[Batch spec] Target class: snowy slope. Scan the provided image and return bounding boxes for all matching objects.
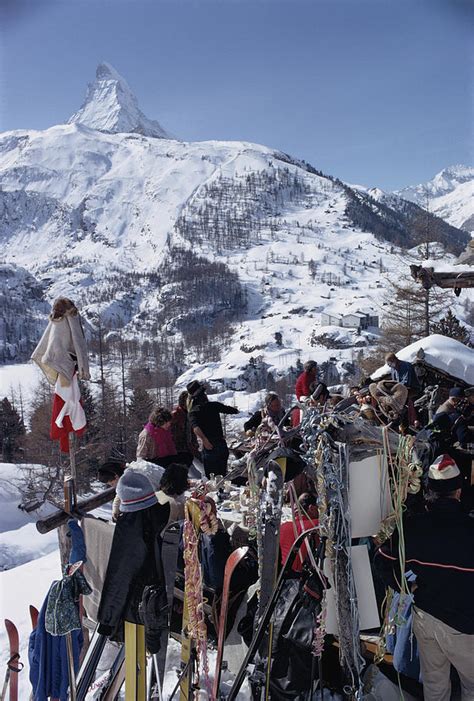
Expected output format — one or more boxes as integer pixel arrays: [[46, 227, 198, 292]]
[[396, 165, 474, 233], [0, 263, 49, 363], [0, 63, 472, 381]]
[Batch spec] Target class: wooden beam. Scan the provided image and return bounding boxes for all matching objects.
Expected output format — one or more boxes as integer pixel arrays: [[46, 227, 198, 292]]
[[36, 486, 116, 534], [410, 265, 474, 290]]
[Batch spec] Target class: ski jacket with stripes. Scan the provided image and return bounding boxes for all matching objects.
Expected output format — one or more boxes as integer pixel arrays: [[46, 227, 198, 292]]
[[374, 497, 474, 634]]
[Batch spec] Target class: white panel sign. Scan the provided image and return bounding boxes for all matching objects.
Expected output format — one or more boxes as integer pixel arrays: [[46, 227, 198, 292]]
[[349, 454, 391, 538], [325, 544, 380, 634]]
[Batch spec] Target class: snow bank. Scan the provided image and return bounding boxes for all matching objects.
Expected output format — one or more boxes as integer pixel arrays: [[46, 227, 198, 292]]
[[0, 462, 58, 572], [0, 549, 254, 701], [0, 463, 55, 535], [0, 522, 58, 570], [372, 334, 474, 384]]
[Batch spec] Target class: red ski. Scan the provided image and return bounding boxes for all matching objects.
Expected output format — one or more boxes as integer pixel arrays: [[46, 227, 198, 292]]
[[29, 606, 39, 631], [211, 547, 249, 701], [2, 620, 23, 701]]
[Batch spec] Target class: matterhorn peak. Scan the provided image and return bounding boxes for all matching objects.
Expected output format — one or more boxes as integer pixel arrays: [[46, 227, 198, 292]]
[[68, 62, 172, 139], [95, 62, 124, 82]]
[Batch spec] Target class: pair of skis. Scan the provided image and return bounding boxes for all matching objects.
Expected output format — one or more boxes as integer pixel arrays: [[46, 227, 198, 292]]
[[1, 620, 22, 701], [249, 459, 286, 701], [76, 631, 124, 701], [211, 547, 249, 701], [170, 547, 250, 701], [2, 606, 38, 701], [212, 457, 285, 701], [226, 526, 320, 701]]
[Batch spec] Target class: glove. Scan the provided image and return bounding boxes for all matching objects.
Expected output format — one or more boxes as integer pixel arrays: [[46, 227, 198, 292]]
[[138, 584, 169, 654]]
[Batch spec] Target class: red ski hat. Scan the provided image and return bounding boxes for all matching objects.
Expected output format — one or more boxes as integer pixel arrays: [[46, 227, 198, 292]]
[[428, 454, 462, 493]]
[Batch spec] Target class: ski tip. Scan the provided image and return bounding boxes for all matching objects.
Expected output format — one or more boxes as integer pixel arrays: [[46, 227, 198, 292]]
[[4, 619, 20, 652], [29, 605, 40, 629]]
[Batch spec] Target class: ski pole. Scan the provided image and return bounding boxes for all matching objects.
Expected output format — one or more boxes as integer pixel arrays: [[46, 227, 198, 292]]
[[66, 633, 77, 701], [0, 669, 10, 701], [152, 655, 163, 701], [167, 657, 192, 701]]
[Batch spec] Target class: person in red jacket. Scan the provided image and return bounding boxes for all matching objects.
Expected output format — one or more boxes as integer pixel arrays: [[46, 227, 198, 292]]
[[293, 360, 319, 426], [280, 493, 319, 572]]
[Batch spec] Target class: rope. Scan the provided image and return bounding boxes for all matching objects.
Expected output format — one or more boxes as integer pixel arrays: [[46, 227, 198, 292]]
[[299, 407, 365, 698], [183, 501, 212, 695]]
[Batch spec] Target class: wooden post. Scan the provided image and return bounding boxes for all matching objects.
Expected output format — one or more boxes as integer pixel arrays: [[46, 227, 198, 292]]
[[125, 622, 146, 701], [54, 434, 80, 701]]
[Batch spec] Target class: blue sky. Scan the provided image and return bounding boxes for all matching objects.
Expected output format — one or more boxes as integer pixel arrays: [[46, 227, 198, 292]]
[[0, 0, 472, 190]]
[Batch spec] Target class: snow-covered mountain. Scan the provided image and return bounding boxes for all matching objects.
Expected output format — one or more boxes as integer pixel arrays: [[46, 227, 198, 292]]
[[68, 62, 171, 139], [396, 165, 474, 233], [0, 64, 471, 382], [0, 264, 49, 363]]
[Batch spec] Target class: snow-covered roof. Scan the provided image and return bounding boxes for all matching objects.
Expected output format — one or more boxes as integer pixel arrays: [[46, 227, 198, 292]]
[[343, 311, 367, 319], [372, 334, 474, 385], [322, 311, 342, 318]]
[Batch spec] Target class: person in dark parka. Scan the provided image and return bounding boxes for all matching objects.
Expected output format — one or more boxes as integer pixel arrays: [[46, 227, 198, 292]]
[[97, 465, 170, 638], [374, 454, 474, 701], [243, 392, 286, 434], [186, 380, 239, 478]]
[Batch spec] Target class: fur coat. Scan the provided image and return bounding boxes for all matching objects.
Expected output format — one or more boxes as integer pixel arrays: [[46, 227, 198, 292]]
[[31, 309, 90, 385]]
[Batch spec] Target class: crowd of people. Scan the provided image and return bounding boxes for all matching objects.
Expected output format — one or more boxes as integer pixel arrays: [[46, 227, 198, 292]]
[[94, 354, 473, 700]]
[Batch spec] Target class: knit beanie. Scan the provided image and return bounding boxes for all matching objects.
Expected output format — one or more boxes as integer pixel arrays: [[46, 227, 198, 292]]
[[449, 387, 463, 398], [116, 463, 165, 512], [428, 454, 462, 493]]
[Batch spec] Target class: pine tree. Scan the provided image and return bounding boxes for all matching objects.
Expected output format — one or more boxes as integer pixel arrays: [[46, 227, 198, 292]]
[[380, 270, 447, 350], [431, 309, 471, 346], [25, 379, 58, 467], [75, 380, 102, 488], [0, 397, 25, 462], [101, 379, 125, 458]]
